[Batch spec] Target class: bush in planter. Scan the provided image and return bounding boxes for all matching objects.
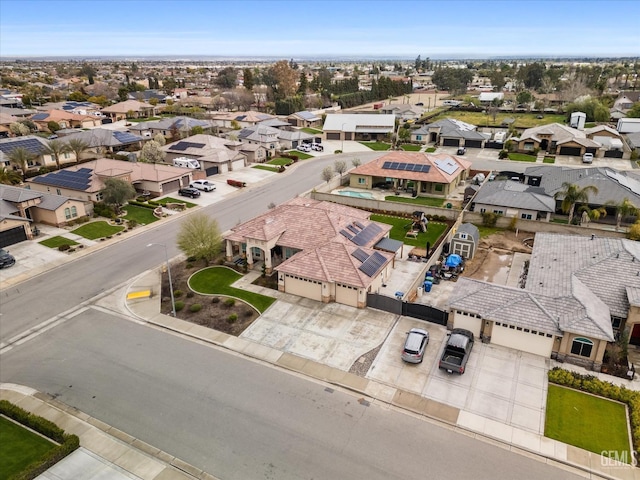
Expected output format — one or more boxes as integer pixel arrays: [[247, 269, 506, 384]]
[[173, 289, 183, 297], [58, 244, 71, 251], [224, 298, 236, 308], [186, 291, 194, 298], [227, 313, 238, 324], [211, 296, 221, 304], [189, 304, 202, 313], [498, 150, 509, 159], [174, 301, 185, 311]]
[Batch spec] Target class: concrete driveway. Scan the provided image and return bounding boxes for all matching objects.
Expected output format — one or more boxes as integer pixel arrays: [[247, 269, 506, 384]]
[[368, 317, 549, 434]]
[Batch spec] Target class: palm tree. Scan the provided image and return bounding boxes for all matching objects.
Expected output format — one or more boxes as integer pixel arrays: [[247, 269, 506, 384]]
[[42, 139, 71, 170], [613, 198, 639, 230], [5, 146, 35, 180], [0, 166, 22, 185], [554, 182, 599, 224], [66, 138, 90, 164]]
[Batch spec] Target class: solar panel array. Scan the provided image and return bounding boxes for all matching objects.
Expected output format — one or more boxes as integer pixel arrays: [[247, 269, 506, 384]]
[[32, 168, 92, 190], [171, 141, 206, 151], [382, 161, 431, 173], [347, 224, 360, 234], [0, 138, 45, 155], [351, 223, 382, 247], [113, 131, 143, 144], [31, 113, 49, 121], [351, 248, 369, 263], [359, 251, 387, 277], [434, 158, 459, 175], [339, 229, 353, 240]]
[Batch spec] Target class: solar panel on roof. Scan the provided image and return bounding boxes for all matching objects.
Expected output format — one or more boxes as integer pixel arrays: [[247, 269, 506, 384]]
[[0, 138, 45, 155], [347, 224, 360, 234], [351, 223, 382, 246], [171, 141, 206, 151], [390, 162, 400, 169], [382, 161, 392, 169], [339, 229, 353, 240], [351, 248, 369, 263], [354, 221, 365, 229], [113, 131, 142, 144], [359, 251, 387, 277], [32, 113, 48, 121]]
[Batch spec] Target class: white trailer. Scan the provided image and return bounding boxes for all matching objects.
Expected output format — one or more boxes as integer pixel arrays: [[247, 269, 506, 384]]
[[617, 118, 640, 134], [173, 157, 200, 169]]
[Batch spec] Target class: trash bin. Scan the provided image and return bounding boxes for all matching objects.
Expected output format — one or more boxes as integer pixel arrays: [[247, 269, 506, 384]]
[[424, 281, 433, 293], [446, 203, 452, 209], [425, 275, 434, 283], [417, 286, 423, 296]]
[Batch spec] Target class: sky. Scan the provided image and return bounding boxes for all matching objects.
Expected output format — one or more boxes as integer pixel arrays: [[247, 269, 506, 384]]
[[1, 0, 639, 59]]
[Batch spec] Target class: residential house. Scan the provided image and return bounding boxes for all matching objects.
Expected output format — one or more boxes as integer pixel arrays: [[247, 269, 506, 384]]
[[127, 89, 168, 103], [450, 223, 480, 259], [323, 114, 395, 142], [163, 134, 247, 174], [584, 125, 625, 158], [477, 92, 504, 104], [274, 129, 315, 150], [612, 91, 640, 113], [61, 128, 145, 156], [0, 135, 73, 172], [209, 111, 274, 130], [286, 111, 322, 128], [223, 197, 396, 308], [0, 112, 19, 137], [514, 123, 601, 157], [0, 184, 90, 245], [101, 100, 158, 121], [472, 180, 556, 221], [380, 104, 424, 122], [128, 116, 212, 138], [234, 125, 281, 158], [349, 151, 471, 197], [27, 158, 194, 201], [258, 118, 292, 130], [30, 109, 103, 131], [411, 118, 488, 148], [448, 233, 639, 371]]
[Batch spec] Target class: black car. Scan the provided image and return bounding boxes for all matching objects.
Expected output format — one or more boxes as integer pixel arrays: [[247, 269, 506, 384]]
[[178, 187, 201, 198], [0, 248, 16, 269]]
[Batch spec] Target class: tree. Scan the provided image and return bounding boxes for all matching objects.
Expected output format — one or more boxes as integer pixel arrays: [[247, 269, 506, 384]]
[[321, 166, 335, 183], [612, 198, 639, 230], [297, 71, 308, 95], [268, 60, 298, 100], [554, 182, 598, 224], [42, 139, 71, 170], [629, 220, 640, 241], [139, 140, 166, 163], [626, 102, 640, 118], [101, 178, 135, 213], [333, 160, 347, 182], [0, 166, 22, 185], [516, 90, 533, 109], [398, 127, 411, 143], [67, 138, 90, 164], [6, 146, 35, 180], [351, 158, 361, 168], [9, 122, 30, 136], [47, 121, 61, 133], [176, 213, 222, 265], [243, 68, 254, 91], [215, 67, 237, 89], [153, 133, 166, 146]]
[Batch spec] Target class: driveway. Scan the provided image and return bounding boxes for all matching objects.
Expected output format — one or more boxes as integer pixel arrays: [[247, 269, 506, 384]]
[[368, 317, 549, 434]]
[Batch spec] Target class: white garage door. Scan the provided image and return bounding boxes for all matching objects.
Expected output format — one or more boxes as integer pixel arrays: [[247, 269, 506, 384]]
[[453, 313, 482, 338], [335, 284, 358, 307], [231, 159, 246, 171], [491, 323, 554, 357], [284, 275, 322, 302]]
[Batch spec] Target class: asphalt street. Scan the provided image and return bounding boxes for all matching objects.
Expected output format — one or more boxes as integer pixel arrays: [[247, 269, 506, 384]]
[[0, 308, 585, 480]]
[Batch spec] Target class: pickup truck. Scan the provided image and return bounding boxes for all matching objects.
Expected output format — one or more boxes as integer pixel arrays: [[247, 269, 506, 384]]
[[439, 328, 474, 374]]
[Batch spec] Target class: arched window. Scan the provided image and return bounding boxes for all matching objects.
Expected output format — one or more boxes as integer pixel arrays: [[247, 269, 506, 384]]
[[570, 337, 593, 357], [64, 207, 71, 219], [71, 206, 77, 217]]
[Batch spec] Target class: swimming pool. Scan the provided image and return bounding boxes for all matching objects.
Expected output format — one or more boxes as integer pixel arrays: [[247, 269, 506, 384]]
[[338, 190, 375, 199]]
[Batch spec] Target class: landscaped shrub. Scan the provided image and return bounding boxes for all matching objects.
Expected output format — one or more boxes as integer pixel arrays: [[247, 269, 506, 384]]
[[244, 309, 253, 318], [227, 313, 238, 324], [549, 368, 640, 453], [189, 304, 202, 313], [173, 289, 183, 297], [58, 244, 71, 251], [93, 202, 116, 219], [187, 256, 197, 262], [186, 291, 194, 298], [186, 262, 193, 269], [481, 211, 500, 227], [174, 301, 185, 311], [127, 219, 138, 229], [211, 296, 221, 304], [498, 150, 509, 159], [224, 298, 236, 308]]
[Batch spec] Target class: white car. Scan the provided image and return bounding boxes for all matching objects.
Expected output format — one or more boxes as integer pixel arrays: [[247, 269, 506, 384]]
[[297, 144, 311, 152], [190, 180, 216, 192], [582, 153, 594, 164]]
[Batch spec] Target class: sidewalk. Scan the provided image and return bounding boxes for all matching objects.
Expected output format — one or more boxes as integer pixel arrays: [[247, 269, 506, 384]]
[[124, 269, 639, 480]]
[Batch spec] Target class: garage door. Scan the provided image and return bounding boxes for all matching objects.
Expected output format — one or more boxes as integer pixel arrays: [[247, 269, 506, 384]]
[[326, 132, 340, 140], [559, 146, 581, 156], [453, 312, 482, 337], [205, 165, 219, 176], [0, 225, 28, 248], [465, 140, 483, 148], [162, 179, 180, 193], [284, 275, 322, 302], [443, 138, 460, 147], [335, 283, 358, 307], [491, 322, 554, 357], [231, 159, 246, 171]]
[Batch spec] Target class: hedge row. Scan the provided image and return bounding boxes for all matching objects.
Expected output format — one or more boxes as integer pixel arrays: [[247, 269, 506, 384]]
[[0, 399, 80, 480], [548, 368, 640, 453], [127, 200, 158, 210]]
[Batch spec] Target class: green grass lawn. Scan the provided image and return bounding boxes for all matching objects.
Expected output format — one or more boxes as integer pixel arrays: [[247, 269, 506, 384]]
[[292, 151, 313, 160], [429, 111, 567, 129], [551, 218, 569, 224], [127, 117, 162, 123], [154, 197, 197, 208], [70, 221, 124, 240], [400, 144, 422, 151], [359, 142, 391, 151], [188, 266, 276, 313], [508, 153, 537, 162], [39, 235, 79, 249], [0, 416, 56, 478], [253, 165, 280, 172], [385, 195, 445, 207], [543, 157, 556, 163], [370, 213, 448, 248], [476, 226, 504, 237], [425, 147, 437, 153], [545, 385, 630, 459], [122, 205, 159, 225], [268, 157, 294, 166], [301, 127, 322, 134]]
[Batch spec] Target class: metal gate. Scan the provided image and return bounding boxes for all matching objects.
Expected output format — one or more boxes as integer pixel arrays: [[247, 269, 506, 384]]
[[604, 150, 624, 158], [367, 293, 449, 325]]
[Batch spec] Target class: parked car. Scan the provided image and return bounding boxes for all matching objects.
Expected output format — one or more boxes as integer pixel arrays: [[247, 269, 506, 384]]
[[401, 328, 430, 363], [582, 153, 594, 164], [439, 328, 474, 374], [311, 143, 324, 152], [190, 180, 216, 192], [178, 187, 201, 198], [297, 144, 311, 152], [0, 248, 16, 269], [457, 147, 466, 155]]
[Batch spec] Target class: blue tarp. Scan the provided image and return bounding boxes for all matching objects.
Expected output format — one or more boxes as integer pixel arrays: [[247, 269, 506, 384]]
[[445, 254, 462, 268]]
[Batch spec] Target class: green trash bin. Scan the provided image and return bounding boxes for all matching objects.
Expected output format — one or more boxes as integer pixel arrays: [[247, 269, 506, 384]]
[[446, 203, 452, 209]]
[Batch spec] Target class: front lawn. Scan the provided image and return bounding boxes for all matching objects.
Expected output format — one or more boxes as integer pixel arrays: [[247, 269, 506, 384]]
[[302, 127, 322, 135], [508, 153, 537, 162], [122, 205, 159, 225], [425, 147, 437, 153], [286, 150, 312, 160], [543, 157, 556, 163], [188, 266, 276, 313], [545, 384, 630, 459], [154, 197, 197, 208], [385, 195, 445, 207], [39, 235, 79, 249], [268, 157, 294, 166], [0, 416, 56, 478], [359, 142, 391, 151], [70, 221, 124, 240], [253, 165, 280, 172], [400, 144, 422, 151], [370, 213, 448, 248]]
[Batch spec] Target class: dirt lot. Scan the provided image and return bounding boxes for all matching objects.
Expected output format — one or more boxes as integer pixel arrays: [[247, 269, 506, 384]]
[[463, 230, 533, 284]]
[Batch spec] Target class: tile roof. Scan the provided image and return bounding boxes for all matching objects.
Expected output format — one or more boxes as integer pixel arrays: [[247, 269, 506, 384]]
[[322, 114, 395, 132], [62, 128, 143, 147], [473, 180, 556, 212], [101, 100, 154, 113], [163, 134, 243, 163], [518, 123, 600, 148], [128, 116, 211, 132]]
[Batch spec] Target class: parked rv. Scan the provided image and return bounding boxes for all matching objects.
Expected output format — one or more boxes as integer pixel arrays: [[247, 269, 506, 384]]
[[173, 157, 200, 169]]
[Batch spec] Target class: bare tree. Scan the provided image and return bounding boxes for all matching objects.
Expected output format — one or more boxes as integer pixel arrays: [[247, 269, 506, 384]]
[[351, 158, 361, 168], [321, 166, 335, 183], [334, 160, 347, 183]]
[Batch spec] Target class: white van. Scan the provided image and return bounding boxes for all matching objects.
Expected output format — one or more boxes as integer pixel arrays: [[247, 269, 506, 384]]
[[173, 157, 200, 169], [443, 100, 462, 107]]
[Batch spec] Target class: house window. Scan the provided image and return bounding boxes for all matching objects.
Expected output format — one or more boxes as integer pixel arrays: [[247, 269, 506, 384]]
[[524, 142, 535, 151], [56, 189, 61, 195], [493, 210, 503, 214], [96, 192, 103, 201], [358, 177, 366, 184], [71, 206, 77, 218], [521, 213, 532, 220], [570, 337, 593, 357], [64, 207, 71, 219], [416, 135, 422, 141], [611, 316, 623, 330], [435, 184, 444, 192], [480, 208, 486, 213], [459, 233, 467, 239]]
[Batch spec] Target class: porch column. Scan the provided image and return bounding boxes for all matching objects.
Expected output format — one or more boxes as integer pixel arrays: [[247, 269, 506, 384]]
[[225, 239, 234, 261], [265, 248, 273, 274], [246, 247, 254, 269]]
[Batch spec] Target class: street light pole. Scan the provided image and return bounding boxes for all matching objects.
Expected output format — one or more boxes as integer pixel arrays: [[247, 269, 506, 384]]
[[341, 122, 347, 152], [147, 243, 176, 317]]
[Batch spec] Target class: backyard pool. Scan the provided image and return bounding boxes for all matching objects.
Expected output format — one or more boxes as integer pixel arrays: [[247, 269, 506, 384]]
[[338, 190, 375, 199]]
